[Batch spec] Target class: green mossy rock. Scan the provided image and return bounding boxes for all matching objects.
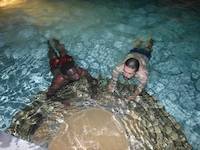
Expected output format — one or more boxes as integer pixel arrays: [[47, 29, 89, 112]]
[[7, 77, 192, 150]]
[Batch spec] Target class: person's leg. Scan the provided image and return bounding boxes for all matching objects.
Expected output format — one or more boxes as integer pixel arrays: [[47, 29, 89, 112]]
[[129, 38, 144, 54], [46, 74, 65, 98], [133, 38, 144, 48], [130, 37, 153, 60], [145, 37, 154, 51], [142, 37, 154, 60]]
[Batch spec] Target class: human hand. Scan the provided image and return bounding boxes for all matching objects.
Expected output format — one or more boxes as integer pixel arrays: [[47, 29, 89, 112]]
[[108, 83, 115, 93], [127, 94, 137, 101]]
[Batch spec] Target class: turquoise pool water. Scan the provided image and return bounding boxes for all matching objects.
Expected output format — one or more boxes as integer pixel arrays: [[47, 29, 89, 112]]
[[0, 0, 200, 149]]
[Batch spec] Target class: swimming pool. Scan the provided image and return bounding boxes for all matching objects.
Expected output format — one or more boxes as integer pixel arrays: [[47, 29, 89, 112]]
[[0, 0, 200, 149]]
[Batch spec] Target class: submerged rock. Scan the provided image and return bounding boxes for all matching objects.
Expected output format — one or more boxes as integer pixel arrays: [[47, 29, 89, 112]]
[[7, 77, 192, 149], [49, 108, 129, 150]]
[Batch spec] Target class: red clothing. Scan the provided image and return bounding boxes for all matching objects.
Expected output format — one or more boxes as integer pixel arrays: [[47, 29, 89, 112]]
[[47, 52, 97, 98], [49, 54, 73, 71], [59, 55, 73, 67], [50, 58, 59, 70], [47, 54, 80, 97], [47, 66, 86, 98]]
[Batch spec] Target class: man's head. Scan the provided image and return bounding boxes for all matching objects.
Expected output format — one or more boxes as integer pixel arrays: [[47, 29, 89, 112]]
[[123, 58, 139, 79]]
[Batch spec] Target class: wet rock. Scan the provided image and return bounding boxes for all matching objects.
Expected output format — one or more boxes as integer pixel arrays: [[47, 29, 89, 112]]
[[7, 103, 44, 139], [171, 132, 178, 141], [7, 77, 192, 149], [166, 126, 172, 135], [49, 108, 129, 150]]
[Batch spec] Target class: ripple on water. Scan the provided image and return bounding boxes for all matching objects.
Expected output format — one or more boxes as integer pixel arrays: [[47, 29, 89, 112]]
[[0, 0, 200, 149]]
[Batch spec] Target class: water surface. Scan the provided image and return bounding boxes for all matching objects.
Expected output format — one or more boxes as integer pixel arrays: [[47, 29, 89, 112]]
[[0, 0, 200, 149]]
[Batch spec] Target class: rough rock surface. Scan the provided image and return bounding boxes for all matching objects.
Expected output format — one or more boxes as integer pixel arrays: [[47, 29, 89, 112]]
[[7, 77, 192, 149], [49, 108, 129, 150]]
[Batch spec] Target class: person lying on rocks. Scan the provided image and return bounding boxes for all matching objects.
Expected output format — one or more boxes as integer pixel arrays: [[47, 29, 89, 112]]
[[108, 37, 153, 101], [47, 38, 98, 100]]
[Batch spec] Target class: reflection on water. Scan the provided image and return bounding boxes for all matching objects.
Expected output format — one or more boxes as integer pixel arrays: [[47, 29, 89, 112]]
[[0, 0, 25, 7], [0, 0, 200, 149]]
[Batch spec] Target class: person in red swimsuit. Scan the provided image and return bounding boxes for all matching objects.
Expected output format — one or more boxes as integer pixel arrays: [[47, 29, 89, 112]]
[[47, 39, 98, 99]]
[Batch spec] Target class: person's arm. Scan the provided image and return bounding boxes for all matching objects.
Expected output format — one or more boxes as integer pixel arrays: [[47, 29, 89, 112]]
[[108, 65, 121, 93], [56, 43, 69, 57], [128, 70, 148, 100]]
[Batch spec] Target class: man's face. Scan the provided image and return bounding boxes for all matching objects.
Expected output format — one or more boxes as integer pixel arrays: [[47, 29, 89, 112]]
[[123, 65, 136, 80]]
